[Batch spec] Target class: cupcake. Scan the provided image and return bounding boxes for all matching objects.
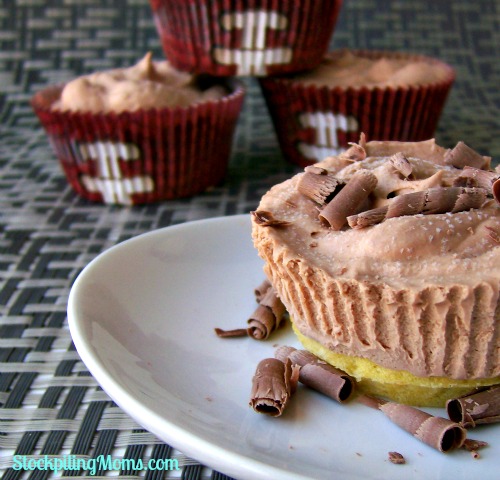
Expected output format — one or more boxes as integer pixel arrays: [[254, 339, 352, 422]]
[[149, 0, 344, 77], [31, 53, 245, 205], [259, 49, 455, 167], [251, 138, 499, 407]]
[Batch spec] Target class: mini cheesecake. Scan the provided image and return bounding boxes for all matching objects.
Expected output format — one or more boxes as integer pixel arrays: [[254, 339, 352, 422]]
[[252, 138, 500, 407]]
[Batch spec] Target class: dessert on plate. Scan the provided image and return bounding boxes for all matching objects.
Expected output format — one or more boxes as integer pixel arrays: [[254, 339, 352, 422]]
[[31, 53, 245, 205], [252, 137, 499, 407]]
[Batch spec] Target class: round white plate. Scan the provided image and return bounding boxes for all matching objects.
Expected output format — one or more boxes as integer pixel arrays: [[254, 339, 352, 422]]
[[68, 214, 498, 480]]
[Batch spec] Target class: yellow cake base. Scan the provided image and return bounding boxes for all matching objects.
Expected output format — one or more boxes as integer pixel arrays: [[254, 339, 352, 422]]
[[292, 323, 499, 407]]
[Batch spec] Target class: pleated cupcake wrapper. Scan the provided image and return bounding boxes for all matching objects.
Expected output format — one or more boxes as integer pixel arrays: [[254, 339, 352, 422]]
[[150, 0, 343, 77], [258, 241, 500, 381], [31, 83, 245, 205], [259, 51, 455, 167]]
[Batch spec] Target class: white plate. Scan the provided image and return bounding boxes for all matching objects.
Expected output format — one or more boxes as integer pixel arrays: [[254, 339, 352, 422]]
[[68, 214, 499, 480]]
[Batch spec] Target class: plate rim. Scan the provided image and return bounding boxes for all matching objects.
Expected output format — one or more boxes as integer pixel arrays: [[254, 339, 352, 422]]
[[67, 214, 313, 480], [67, 214, 499, 480]]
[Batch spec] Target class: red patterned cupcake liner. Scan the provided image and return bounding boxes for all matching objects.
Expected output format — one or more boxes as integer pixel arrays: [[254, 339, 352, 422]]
[[31, 82, 245, 205], [259, 50, 456, 167], [149, 0, 343, 77]]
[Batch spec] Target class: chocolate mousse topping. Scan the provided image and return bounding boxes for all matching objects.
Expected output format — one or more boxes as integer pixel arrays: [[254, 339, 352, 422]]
[[53, 52, 227, 113], [292, 50, 452, 89]]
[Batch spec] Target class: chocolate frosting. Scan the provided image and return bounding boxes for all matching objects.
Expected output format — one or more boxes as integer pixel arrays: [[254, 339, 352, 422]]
[[53, 53, 226, 113], [291, 50, 451, 89]]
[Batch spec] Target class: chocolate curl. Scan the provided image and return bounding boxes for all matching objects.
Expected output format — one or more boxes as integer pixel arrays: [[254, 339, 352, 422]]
[[388, 452, 406, 464], [379, 402, 466, 453], [275, 346, 355, 402], [247, 285, 286, 340], [297, 171, 343, 205], [319, 169, 378, 230], [462, 438, 489, 459], [254, 279, 272, 303], [347, 206, 389, 229], [347, 187, 486, 229], [251, 210, 291, 227], [304, 165, 329, 175], [446, 385, 500, 428], [249, 358, 297, 416], [339, 142, 367, 162], [444, 141, 491, 170], [453, 166, 499, 192], [214, 327, 248, 338], [493, 179, 500, 205], [389, 152, 413, 178]]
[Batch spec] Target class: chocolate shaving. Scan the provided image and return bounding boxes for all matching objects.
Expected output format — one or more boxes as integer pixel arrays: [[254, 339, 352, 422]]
[[347, 206, 389, 229], [247, 285, 286, 340], [493, 178, 500, 205], [214, 327, 248, 338], [383, 403, 467, 452], [388, 452, 406, 464], [319, 169, 378, 230], [389, 152, 413, 178], [358, 395, 466, 453], [379, 402, 466, 453], [251, 210, 291, 227], [347, 187, 486, 229], [297, 171, 343, 205], [275, 346, 355, 403], [304, 165, 329, 175], [215, 280, 284, 340], [453, 166, 499, 192], [444, 141, 491, 170], [446, 385, 500, 428], [249, 358, 297, 416], [462, 438, 489, 452], [339, 142, 367, 162], [254, 279, 272, 303], [462, 438, 489, 459]]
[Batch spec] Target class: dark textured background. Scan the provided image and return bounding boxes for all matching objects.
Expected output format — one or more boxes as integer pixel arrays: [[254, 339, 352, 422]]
[[1, 1, 499, 478]]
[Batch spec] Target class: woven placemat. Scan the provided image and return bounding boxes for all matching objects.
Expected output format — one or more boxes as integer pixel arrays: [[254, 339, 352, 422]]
[[1, 1, 498, 478]]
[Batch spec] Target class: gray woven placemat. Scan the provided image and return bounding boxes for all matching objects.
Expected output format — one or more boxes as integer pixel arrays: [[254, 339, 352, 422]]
[[1, 1, 498, 478]]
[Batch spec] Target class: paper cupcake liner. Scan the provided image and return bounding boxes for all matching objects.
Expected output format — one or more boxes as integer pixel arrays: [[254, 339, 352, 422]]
[[31, 82, 245, 205], [149, 0, 343, 77], [259, 50, 455, 167]]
